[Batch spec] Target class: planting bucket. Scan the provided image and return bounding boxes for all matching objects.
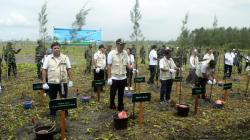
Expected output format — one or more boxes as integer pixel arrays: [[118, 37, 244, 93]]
[[81, 96, 91, 103], [213, 100, 224, 109], [34, 125, 55, 140], [23, 101, 33, 109], [113, 114, 128, 130], [176, 104, 189, 117]]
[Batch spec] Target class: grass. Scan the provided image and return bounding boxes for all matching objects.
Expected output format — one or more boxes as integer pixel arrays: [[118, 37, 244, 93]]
[[0, 44, 249, 139]]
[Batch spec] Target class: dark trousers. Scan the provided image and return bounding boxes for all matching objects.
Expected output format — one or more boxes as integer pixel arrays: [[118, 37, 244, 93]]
[[126, 68, 133, 87], [160, 79, 173, 102], [8, 62, 17, 77], [110, 79, 127, 111], [224, 64, 232, 78], [195, 77, 207, 99], [48, 83, 68, 116], [148, 65, 156, 84], [93, 69, 104, 92]]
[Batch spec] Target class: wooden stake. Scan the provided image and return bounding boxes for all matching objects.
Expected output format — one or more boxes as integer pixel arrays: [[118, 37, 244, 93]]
[[194, 96, 199, 114], [97, 87, 100, 102], [39, 90, 44, 106], [60, 111, 66, 140], [223, 90, 228, 101], [138, 102, 144, 128], [176, 82, 178, 95]]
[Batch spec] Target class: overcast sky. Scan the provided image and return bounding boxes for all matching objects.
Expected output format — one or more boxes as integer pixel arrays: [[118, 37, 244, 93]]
[[0, 0, 250, 41]]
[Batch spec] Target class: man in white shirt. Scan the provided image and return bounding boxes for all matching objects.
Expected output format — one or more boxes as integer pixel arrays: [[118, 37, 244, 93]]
[[195, 60, 216, 99], [93, 44, 106, 92], [126, 48, 135, 90], [224, 49, 234, 79], [203, 48, 214, 61], [147, 45, 158, 84], [42, 42, 73, 117], [159, 49, 179, 103], [107, 38, 129, 111]]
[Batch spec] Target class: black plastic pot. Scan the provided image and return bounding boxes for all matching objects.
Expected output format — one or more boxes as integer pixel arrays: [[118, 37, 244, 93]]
[[113, 114, 128, 130], [213, 100, 224, 109], [34, 125, 55, 140], [176, 104, 189, 117]]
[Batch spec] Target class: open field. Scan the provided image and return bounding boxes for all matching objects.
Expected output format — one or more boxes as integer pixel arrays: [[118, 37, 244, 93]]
[[0, 44, 250, 140]]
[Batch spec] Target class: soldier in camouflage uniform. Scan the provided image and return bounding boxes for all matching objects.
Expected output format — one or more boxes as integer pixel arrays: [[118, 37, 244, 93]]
[[140, 45, 146, 64], [84, 44, 93, 74], [4, 42, 21, 79], [35, 40, 46, 79]]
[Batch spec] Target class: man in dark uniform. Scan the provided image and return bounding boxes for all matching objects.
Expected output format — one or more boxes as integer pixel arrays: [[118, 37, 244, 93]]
[[4, 42, 21, 79], [35, 40, 46, 79], [84, 44, 93, 74]]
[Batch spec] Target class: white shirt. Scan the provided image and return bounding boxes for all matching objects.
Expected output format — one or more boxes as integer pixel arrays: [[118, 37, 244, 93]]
[[128, 54, 135, 68], [224, 52, 234, 66], [43, 54, 71, 69], [203, 53, 214, 61], [246, 56, 250, 71], [93, 50, 106, 69], [189, 55, 199, 69], [149, 49, 157, 65], [107, 50, 128, 80]]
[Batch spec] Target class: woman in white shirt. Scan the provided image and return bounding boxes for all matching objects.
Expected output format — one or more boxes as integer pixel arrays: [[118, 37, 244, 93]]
[[126, 48, 135, 90], [186, 49, 199, 84]]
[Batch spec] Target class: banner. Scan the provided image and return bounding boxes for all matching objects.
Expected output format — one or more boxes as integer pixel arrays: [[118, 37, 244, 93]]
[[53, 27, 102, 45]]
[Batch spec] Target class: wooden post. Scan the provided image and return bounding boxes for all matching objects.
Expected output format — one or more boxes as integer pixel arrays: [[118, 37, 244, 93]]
[[246, 75, 250, 94], [138, 102, 144, 128], [60, 111, 66, 140], [176, 82, 178, 95], [97, 87, 100, 102], [194, 96, 199, 114], [39, 90, 44, 106], [223, 90, 228, 101]]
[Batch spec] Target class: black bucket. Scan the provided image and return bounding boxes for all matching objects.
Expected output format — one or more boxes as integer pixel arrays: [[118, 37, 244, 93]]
[[176, 104, 189, 117], [34, 125, 55, 140], [113, 114, 128, 130]]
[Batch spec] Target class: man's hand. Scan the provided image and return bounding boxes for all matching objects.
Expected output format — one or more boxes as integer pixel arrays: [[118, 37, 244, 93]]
[[169, 69, 176, 73], [95, 68, 100, 73], [68, 80, 73, 87], [108, 78, 112, 85]]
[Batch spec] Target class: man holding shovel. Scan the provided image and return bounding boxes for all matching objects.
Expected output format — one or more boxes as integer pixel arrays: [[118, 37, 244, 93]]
[[42, 42, 73, 117], [107, 38, 129, 111]]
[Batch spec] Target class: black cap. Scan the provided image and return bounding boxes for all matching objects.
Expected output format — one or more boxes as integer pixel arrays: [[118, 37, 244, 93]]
[[116, 38, 126, 45], [99, 44, 105, 49]]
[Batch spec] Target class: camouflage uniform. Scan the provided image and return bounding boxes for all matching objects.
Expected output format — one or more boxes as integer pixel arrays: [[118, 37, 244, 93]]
[[35, 40, 46, 79], [140, 46, 146, 64], [4, 42, 21, 78], [84, 45, 93, 73]]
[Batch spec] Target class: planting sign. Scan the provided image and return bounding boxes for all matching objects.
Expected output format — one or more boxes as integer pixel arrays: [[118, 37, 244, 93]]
[[132, 92, 151, 102], [49, 98, 77, 110]]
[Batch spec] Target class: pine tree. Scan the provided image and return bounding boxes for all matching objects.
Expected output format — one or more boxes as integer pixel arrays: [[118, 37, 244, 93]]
[[38, 2, 48, 43]]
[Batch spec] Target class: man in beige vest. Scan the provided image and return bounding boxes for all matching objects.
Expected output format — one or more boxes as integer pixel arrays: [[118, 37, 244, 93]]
[[107, 38, 129, 111], [42, 42, 73, 117]]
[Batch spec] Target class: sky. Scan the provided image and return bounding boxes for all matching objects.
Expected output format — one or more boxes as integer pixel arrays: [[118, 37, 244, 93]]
[[0, 0, 250, 41]]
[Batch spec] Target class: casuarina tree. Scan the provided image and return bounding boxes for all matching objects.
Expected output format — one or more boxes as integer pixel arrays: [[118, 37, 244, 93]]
[[38, 2, 48, 44]]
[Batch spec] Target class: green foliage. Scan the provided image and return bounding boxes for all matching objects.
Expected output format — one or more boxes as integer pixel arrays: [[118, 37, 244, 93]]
[[38, 2, 48, 41]]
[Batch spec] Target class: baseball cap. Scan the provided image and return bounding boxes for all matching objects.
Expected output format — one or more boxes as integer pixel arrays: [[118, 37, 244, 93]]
[[116, 38, 126, 45]]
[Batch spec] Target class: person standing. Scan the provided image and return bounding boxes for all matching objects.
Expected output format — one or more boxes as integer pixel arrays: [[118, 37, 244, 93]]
[[107, 38, 128, 111], [84, 44, 93, 74], [4, 42, 21, 79], [140, 45, 146, 64], [159, 49, 179, 104], [186, 49, 199, 84], [147, 45, 158, 84], [224, 49, 234, 79], [245, 51, 250, 72], [125, 48, 135, 90], [42, 42, 73, 117], [93, 44, 106, 92], [35, 40, 46, 79], [203, 48, 215, 61], [195, 60, 216, 99]]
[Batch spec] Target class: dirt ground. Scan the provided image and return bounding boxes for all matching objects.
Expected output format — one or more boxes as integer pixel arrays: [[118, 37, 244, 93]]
[[0, 47, 250, 139]]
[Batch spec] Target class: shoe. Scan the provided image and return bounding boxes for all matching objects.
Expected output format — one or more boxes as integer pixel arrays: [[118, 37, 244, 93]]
[[160, 101, 164, 105]]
